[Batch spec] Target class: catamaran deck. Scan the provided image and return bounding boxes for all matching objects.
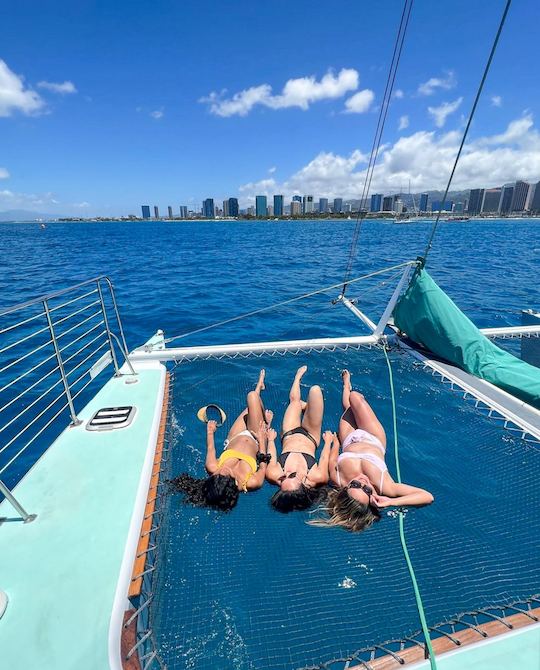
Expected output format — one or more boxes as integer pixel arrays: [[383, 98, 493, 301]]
[[0, 361, 165, 670]]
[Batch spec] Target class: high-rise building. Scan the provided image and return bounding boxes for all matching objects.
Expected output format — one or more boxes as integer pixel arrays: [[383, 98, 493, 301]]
[[319, 197, 329, 213], [291, 200, 302, 215], [167, 206, 173, 219], [273, 195, 284, 217], [228, 198, 239, 217], [333, 198, 343, 214], [267, 205, 274, 217], [292, 195, 302, 202], [499, 185, 514, 214], [247, 206, 255, 216], [255, 195, 267, 217], [511, 181, 530, 212], [179, 206, 188, 218], [302, 195, 314, 214], [141, 205, 151, 219], [394, 199, 404, 214], [382, 196, 393, 212], [419, 193, 429, 213], [222, 200, 229, 217], [467, 189, 485, 215], [529, 181, 540, 213], [481, 189, 502, 213], [431, 200, 453, 213], [154, 206, 160, 218], [370, 194, 382, 212], [203, 198, 215, 219], [454, 202, 465, 214]]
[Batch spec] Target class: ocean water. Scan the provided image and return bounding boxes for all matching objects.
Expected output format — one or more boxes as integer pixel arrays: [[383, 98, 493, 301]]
[[1, 218, 540, 669]]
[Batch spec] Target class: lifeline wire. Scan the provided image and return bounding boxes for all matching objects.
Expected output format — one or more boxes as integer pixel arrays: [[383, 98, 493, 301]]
[[164, 261, 416, 344], [342, 0, 413, 294], [421, 0, 512, 264], [382, 344, 437, 669]]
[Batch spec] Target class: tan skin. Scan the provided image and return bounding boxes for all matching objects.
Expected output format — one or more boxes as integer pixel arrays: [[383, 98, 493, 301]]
[[329, 370, 434, 509], [205, 369, 273, 491], [266, 365, 330, 491]]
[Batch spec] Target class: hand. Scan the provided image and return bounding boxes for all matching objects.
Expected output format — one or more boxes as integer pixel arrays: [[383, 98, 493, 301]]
[[257, 420, 267, 443], [323, 430, 335, 443], [267, 427, 277, 441], [207, 420, 218, 435], [371, 493, 393, 508]]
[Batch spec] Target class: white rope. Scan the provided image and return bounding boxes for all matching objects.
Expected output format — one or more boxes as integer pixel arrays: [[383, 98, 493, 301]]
[[164, 261, 417, 344]]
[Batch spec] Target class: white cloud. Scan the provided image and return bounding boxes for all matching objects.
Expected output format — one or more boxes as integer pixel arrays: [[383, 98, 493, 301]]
[[150, 110, 164, 119], [398, 115, 409, 130], [237, 114, 540, 203], [418, 71, 456, 96], [0, 167, 9, 179], [37, 80, 77, 94], [74, 201, 90, 208], [0, 189, 59, 209], [428, 97, 463, 128], [268, 166, 276, 174], [0, 60, 44, 117], [491, 95, 502, 107], [344, 89, 375, 114], [393, 89, 404, 99], [201, 68, 359, 117]]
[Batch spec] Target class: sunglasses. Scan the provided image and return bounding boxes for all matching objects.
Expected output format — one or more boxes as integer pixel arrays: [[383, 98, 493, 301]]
[[278, 472, 299, 483], [347, 480, 373, 497]]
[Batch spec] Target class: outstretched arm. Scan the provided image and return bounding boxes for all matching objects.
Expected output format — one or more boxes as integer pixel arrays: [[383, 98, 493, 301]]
[[374, 475, 434, 507], [265, 428, 282, 484], [311, 431, 334, 484], [328, 433, 340, 485], [205, 420, 219, 474]]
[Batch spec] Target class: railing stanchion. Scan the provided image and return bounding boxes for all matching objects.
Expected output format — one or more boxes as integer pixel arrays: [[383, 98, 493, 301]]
[[97, 279, 121, 375], [0, 480, 36, 522], [43, 300, 82, 426]]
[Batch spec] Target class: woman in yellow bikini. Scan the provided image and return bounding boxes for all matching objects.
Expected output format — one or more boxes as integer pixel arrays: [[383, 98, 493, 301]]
[[170, 369, 273, 511]]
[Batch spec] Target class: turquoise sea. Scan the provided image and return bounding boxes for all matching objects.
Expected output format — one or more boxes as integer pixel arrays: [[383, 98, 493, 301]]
[[2, 218, 540, 669]]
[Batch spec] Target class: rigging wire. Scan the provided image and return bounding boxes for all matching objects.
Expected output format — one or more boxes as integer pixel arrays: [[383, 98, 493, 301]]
[[421, 0, 512, 265], [163, 261, 416, 344], [382, 345, 437, 669], [342, 0, 414, 294]]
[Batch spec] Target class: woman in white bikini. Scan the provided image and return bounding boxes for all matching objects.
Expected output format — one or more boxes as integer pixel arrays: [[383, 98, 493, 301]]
[[312, 370, 433, 532], [169, 369, 273, 511], [266, 366, 330, 512]]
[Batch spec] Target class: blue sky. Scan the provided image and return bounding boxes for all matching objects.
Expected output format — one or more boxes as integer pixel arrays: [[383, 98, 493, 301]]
[[1, 0, 539, 215]]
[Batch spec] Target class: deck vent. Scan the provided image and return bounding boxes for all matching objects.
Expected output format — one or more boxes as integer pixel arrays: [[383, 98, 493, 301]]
[[86, 406, 136, 431]]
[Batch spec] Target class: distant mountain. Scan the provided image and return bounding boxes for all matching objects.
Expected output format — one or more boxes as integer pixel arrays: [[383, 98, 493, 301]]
[[0, 209, 61, 222]]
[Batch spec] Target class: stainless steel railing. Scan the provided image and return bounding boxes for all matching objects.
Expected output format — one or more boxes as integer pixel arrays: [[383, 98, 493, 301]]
[[0, 276, 134, 517]]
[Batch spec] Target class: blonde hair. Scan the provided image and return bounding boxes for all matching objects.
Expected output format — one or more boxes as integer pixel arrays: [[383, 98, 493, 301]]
[[308, 487, 381, 533]]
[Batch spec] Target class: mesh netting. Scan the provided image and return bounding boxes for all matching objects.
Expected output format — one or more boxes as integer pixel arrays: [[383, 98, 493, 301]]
[[149, 347, 540, 670]]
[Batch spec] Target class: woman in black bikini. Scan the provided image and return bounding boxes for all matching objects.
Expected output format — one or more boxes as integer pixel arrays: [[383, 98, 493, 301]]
[[266, 366, 331, 512]]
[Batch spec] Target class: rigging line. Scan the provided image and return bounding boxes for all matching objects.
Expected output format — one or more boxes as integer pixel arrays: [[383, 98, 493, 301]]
[[382, 345, 437, 669], [163, 261, 416, 344], [421, 0, 511, 264], [342, 0, 414, 293]]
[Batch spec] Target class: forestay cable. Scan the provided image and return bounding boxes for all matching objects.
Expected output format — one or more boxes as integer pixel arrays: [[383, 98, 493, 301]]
[[421, 0, 512, 264], [164, 261, 416, 344], [342, 0, 413, 294]]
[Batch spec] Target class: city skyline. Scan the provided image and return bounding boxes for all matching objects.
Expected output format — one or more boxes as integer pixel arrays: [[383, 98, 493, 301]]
[[138, 175, 540, 220]]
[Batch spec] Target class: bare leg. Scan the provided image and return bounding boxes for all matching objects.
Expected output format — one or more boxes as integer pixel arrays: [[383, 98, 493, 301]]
[[338, 370, 356, 443], [228, 370, 267, 436], [302, 385, 324, 445], [341, 369, 352, 410], [282, 366, 307, 433], [348, 391, 386, 446]]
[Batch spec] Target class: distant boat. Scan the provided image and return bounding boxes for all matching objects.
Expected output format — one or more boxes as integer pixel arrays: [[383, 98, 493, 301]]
[[40, 223, 46, 229]]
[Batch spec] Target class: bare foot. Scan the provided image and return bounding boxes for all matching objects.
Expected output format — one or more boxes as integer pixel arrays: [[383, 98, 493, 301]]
[[265, 409, 273, 426], [301, 400, 307, 411], [342, 369, 352, 390], [295, 365, 308, 381], [256, 369, 266, 392]]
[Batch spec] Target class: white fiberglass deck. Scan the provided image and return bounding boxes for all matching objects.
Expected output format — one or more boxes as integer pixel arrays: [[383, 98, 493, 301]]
[[0, 361, 165, 670]]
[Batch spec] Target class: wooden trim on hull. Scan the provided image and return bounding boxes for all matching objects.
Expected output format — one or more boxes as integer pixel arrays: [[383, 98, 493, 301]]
[[129, 373, 170, 598], [121, 610, 142, 670], [351, 606, 540, 669]]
